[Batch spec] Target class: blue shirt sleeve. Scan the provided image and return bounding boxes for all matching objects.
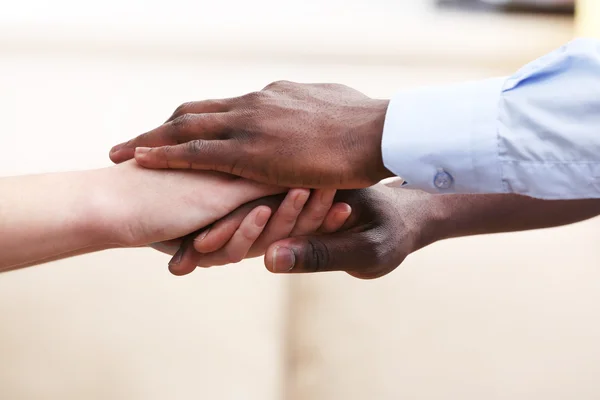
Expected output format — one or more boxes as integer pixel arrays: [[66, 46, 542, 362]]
[[381, 38, 600, 200]]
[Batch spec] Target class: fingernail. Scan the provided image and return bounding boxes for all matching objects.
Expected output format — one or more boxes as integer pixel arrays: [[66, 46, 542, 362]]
[[273, 247, 295, 272], [135, 147, 151, 157], [194, 228, 211, 246], [294, 191, 310, 210], [255, 209, 270, 227], [169, 247, 184, 266], [110, 143, 126, 154], [321, 189, 333, 205], [339, 204, 352, 215]]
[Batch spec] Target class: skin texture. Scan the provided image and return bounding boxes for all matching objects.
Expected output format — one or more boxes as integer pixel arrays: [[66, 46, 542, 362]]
[[105, 81, 600, 278], [109, 81, 392, 188], [0, 161, 285, 272], [152, 189, 352, 276], [257, 185, 600, 279]]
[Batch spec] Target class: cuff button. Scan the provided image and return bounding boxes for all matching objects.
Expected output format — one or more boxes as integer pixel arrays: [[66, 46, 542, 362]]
[[433, 169, 454, 190]]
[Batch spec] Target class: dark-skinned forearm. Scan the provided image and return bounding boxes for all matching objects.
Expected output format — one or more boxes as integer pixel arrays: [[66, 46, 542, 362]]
[[426, 193, 600, 245]]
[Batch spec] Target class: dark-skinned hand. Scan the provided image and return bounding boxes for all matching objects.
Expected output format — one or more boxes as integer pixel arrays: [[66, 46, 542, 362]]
[[110, 81, 393, 189]]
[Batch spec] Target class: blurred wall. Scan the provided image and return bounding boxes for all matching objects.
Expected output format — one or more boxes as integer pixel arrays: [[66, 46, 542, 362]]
[[577, 0, 600, 36], [3, 2, 598, 400], [0, 55, 296, 400]]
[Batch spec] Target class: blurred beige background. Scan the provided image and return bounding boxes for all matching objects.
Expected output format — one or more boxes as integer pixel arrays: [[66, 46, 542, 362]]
[[2, 1, 600, 399]]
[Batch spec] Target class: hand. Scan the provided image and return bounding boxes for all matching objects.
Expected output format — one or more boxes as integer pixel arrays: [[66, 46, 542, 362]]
[[109, 81, 393, 189], [261, 184, 437, 279], [259, 186, 600, 279], [93, 161, 283, 248], [150, 189, 352, 275]]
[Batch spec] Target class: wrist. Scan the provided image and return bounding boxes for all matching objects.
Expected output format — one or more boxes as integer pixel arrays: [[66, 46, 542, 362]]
[[408, 191, 454, 251], [422, 193, 471, 244], [365, 99, 394, 184], [77, 168, 125, 248], [84, 164, 285, 248]]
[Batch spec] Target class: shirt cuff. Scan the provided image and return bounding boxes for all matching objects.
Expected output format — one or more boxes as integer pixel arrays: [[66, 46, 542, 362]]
[[381, 77, 507, 195]]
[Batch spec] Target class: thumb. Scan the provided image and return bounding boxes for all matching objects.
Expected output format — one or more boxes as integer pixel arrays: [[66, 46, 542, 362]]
[[264, 231, 381, 275], [134, 140, 235, 170]]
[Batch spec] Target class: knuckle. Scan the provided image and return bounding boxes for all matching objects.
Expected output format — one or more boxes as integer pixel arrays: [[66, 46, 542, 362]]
[[240, 226, 260, 242], [210, 99, 229, 109], [279, 210, 300, 224], [183, 140, 203, 155], [262, 80, 289, 90], [172, 102, 194, 118], [240, 90, 263, 103], [307, 210, 328, 222], [363, 233, 386, 260], [170, 114, 195, 133], [229, 109, 257, 134], [358, 231, 398, 278], [303, 239, 331, 273]]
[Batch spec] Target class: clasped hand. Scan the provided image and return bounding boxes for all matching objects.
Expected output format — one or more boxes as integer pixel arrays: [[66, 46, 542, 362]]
[[153, 188, 353, 276], [109, 82, 437, 279]]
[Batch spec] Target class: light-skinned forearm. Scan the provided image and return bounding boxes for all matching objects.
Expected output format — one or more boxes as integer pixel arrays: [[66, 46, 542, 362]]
[[0, 170, 111, 271], [0, 163, 282, 273]]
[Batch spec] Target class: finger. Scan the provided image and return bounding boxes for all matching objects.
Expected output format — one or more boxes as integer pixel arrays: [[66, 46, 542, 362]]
[[110, 113, 229, 164], [177, 206, 271, 269], [110, 130, 171, 164], [149, 238, 183, 256], [133, 139, 236, 170], [165, 99, 230, 123], [196, 206, 271, 262], [194, 197, 284, 253], [197, 206, 272, 266], [289, 189, 336, 236], [194, 221, 240, 255], [168, 234, 198, 276], [172, 234, 208, 274], [264, 230, 382, 274], [248, 189, 310, 255], [319, 202, 352, 233], [196, 197, 349, 261]]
